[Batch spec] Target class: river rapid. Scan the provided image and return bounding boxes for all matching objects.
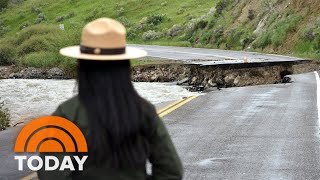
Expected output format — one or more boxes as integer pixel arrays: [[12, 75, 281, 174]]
[[0, 79, 198, 125]]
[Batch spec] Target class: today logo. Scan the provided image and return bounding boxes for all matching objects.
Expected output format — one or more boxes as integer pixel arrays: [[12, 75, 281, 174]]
[[14, 116, 88, 171]]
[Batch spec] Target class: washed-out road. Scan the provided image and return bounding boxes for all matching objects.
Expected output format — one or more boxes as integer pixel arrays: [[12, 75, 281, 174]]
[[0, 45, 318, 180], [164, 72, 320, 180]]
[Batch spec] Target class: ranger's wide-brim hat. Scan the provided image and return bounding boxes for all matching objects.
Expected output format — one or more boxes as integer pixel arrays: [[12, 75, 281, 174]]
[[60, 18, 147, 60]]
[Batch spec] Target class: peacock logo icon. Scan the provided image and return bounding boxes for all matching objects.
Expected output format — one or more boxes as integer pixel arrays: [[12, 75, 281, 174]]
[[14, 116, 88, 171]]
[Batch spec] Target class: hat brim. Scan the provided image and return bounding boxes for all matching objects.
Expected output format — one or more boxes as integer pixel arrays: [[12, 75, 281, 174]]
[[60, 46, 147, 60]]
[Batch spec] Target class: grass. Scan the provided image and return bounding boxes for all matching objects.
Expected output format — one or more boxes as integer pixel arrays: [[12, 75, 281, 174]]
[[0, 0, 319, 71], [270, 15, 303, 47], [131, 59, 162, 66], [294, 40, 314, 54], [0, 0, 216, 71], [294, 40, 320, 60], [0, 99, 10, 130], [0, 0, 216, 36]]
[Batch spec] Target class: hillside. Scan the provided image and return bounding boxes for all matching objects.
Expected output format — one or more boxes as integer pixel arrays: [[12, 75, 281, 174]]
[[0, 0, 319, 71]]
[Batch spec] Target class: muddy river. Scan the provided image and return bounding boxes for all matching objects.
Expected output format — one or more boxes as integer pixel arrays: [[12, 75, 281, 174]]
[[0, 79, 198, 125]]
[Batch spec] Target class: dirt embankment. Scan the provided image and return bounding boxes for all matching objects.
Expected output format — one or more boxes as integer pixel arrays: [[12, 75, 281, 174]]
[[1, 60, 320, 91], [133, 60, 320, 91]]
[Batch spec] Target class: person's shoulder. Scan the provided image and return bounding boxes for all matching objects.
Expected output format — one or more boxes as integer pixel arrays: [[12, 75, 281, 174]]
[[139, 98, 157, 117], [60, 95, 80, 109], [138, 98, 160, 138], [53, 95, 80, 121]]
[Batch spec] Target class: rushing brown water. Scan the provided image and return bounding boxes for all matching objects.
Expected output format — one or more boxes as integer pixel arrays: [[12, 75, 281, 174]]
[[0, 79, 198, 125]]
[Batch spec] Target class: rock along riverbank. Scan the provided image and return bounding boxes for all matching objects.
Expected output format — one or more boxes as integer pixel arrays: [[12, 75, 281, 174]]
[[1, 60, 319, 91]]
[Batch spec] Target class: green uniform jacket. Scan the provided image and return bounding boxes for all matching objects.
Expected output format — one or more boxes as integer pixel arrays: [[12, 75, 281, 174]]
[[37, 96, 183, 180]]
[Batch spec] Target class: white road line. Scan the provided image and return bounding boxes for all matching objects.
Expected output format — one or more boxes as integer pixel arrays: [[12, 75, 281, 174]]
[[314, 71, 320, 123]]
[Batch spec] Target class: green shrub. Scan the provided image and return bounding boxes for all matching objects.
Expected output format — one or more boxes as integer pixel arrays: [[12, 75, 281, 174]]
[[211, 26, 224, 46], [18, 12, 25, 19], [117, 16, 132, 27], [215, 0, 230, 16], [50, 29, 81, 54], [56, 16, 65, 22], [207, 19, 216, 29], [31, 6, 41, 14], [55, 11, 76, 23], [35, 13, 46, 24], [0, 0, 9, 9], [302, 27, 316, 41], [21, 51, 62, 68], [19, 22, 30, 30], [294, 40, 314, 54], [225, 29, 243, 49], [54, 28, 80, 45], [0, 99, 10, 130], [17, 35, 54, 56], [137, 14, 166, 30], [137, 17, 148, 30], [176, 8, 185, 15], [85, 8, 100, 22], [271, 30, 287, 47], [147, 14, 165, 26], [313, 35, 320, 51], [253, 33, 271, 49], [183, 19, 201, 40], [195, 20, 208, 29], [127, 27, 138, 40], [161, 1, 167, 6], [0, 24, 9, 37], [66, 11, 75, 18], [0, 20, 9, 36], [240, 34, 256, 49], [15, 24, 60, 45], [167, 24, 184, 37], [142, 30, 162, 41], [185, 14, 193, 20], [9, 0, 23, 4], [199, 30, 212, 44], [183, 17, 210, 43], [58, 57, 77, 78], [0, 43, 16, 65], [68, 0, 76, 4], [270, 15, 302, 47], [116, 7, 125, 17], [248, 10, 254, 20]]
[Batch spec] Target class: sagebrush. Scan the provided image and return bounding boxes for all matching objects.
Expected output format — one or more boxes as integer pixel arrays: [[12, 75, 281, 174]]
[[0, 99, 10, 130]]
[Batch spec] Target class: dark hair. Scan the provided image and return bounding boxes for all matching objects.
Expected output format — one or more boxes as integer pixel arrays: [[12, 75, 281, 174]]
[[78, 60, 150, 168]]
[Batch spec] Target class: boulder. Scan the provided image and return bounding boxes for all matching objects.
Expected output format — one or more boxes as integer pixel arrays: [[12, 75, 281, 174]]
[[224, 74, 236, 87], [207, 79, 217, 87], [282, 76, 292, 83], [233, 76, 241, 86], [48, 67, 64, 77], [177, 77, 190, 85]]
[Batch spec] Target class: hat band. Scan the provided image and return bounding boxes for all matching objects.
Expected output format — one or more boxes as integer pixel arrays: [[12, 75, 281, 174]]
[[80, 45, 126, 55]]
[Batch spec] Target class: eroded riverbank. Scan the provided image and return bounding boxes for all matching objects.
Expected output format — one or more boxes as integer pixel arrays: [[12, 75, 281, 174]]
[[134, 60, 320, 91], [1, 60, 319, 91]]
